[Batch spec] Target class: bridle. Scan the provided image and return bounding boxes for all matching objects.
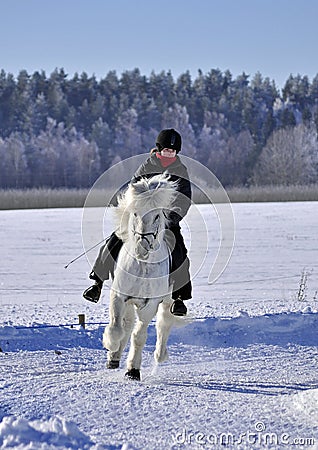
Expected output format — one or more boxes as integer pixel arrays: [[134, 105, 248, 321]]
[[132, 210, 166, 248], [132, 227, 159, 248]]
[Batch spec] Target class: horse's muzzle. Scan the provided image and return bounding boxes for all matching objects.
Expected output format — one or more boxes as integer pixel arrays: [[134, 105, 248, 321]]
[[135, 237, 151, 259]]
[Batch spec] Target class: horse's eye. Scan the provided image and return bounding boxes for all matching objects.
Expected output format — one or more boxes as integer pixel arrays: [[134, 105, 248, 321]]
[[154, 214, 160, 222], [133, 212, 137, 217]]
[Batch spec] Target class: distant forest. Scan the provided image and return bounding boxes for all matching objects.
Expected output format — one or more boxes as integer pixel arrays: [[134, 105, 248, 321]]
[[1, 67, 318, 189]]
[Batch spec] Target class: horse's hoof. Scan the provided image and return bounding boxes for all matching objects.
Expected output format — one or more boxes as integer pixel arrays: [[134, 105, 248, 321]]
[[107, 360, 120, 369], [125, 368, 141, 381]]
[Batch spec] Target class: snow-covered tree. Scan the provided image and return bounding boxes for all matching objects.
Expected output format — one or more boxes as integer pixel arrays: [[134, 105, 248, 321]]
[[113, 108, 142, 159], [161, 104, 196, 158], [0, 133, 28, 188], [253, 124, 318, 185]]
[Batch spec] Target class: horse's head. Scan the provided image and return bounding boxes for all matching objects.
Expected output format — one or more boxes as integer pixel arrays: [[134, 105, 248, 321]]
[[115, 174, 178, 260], [131, 209, 162, 259]]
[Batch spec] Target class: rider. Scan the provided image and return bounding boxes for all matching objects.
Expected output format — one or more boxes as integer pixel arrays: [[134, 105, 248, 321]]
[[83, 128, 192, 316]]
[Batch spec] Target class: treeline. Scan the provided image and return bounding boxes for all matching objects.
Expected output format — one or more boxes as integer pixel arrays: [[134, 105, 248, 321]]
[[1, 67, 318, 189]]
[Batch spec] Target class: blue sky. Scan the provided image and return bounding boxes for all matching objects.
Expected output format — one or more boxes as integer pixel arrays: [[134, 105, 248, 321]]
[[1, 0, 317, 89]]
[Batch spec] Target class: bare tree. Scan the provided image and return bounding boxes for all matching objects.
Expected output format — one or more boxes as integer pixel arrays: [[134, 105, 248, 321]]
[[0, 133, 28, 187], [253, 124, 318, 185]]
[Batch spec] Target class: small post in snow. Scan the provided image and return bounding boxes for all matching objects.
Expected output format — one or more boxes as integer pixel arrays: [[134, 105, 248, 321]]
[[78, 314, 86, 329]]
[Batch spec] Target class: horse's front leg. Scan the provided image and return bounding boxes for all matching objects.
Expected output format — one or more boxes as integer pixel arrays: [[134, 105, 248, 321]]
[[126, 300, 160, 378], [106, 304, 135, 368], [154, 300, 175, 363], [103, 291, 126, 353]]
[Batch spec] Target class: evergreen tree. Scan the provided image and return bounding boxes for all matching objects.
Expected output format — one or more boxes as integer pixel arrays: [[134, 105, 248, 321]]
[[0, 66, 318, 189]]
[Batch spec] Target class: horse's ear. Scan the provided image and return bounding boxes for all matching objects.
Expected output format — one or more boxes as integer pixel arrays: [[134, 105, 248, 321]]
[[148, 174, 168, 191], [130, 179, 146, 196]]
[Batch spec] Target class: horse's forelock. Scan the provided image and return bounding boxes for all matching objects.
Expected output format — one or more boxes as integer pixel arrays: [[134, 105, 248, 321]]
[[132, 175, 177, 211], [133, 174, 177, 196], [114, 175, 178, 240]]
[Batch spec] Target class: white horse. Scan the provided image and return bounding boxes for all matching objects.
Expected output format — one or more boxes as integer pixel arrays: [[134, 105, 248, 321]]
[[102, 174, 181, 380]]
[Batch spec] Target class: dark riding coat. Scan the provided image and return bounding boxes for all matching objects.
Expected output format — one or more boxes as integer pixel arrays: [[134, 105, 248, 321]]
[[131, 154, 192, 229]]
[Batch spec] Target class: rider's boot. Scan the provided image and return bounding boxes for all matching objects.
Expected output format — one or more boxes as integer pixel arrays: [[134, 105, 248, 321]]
[[83, 272, 103, 303], [170, 297, 187, 316]]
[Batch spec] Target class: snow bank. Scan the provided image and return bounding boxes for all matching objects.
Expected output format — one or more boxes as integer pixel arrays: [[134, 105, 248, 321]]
[[0, 415, 139, 449], [293, 388, 318, 425], [0, 415, 95, 449], [1, 310, 317, 353], [0, 325, 102, 353], [170, 309, 318, 348]]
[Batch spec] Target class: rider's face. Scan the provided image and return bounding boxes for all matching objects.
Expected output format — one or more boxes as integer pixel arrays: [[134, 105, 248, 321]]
[[160, 148, 176, 158]]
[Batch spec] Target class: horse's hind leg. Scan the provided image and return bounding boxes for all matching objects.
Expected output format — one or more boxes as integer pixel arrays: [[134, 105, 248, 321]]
[[154, 301, 175, 363], [106, 304, 135, 368]]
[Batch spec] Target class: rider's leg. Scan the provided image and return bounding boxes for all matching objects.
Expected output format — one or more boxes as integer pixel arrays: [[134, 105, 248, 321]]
[[168, 227, 192, 316], [83, 232, 123, 303]]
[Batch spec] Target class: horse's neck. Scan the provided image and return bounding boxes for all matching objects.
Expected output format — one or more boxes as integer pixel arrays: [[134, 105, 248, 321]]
[[112, 241, 171, 300], [121, 240, 170, 272]]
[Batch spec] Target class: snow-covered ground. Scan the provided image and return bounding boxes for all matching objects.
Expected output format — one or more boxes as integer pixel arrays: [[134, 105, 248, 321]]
[[0, 202, 317, 449]]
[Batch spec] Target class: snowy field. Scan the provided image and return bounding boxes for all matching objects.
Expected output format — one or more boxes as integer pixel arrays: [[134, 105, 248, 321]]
[[0, 202, 317, 449]]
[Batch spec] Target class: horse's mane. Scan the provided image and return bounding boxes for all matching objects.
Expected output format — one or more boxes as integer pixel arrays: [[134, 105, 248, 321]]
[[114, 174, 178, 241]]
